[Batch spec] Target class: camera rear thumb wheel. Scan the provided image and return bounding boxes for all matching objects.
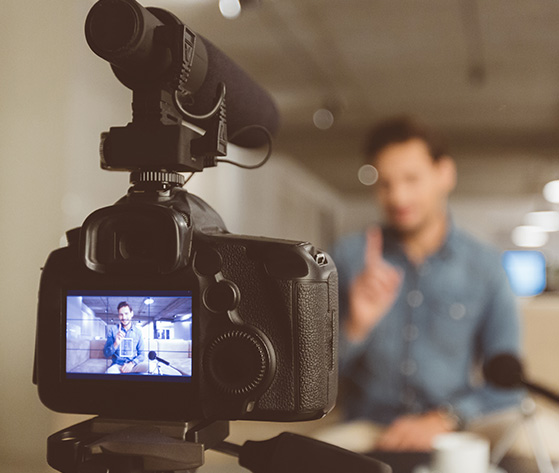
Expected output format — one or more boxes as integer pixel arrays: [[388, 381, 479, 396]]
[[205, 330, 271, 396]]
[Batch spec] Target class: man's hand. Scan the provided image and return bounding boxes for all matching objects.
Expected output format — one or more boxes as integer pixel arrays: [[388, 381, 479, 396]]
[[120, 362, 135, 373], [113, 329, 125, 349], [345, 227, 403, 342], [375, 411, 457, 451]]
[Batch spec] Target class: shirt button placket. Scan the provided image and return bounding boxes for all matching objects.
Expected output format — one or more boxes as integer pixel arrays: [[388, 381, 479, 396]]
[[403, 324, 419, 342], [402, 274, 422, 412], [400, 359, 417, 376], [407, 289, 424, 308], [400, 386, 417, 411], [450, 303, 466, 320]]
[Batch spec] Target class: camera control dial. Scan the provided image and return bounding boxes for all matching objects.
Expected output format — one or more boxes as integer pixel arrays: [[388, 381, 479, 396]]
[[205, 330, 270, 396]]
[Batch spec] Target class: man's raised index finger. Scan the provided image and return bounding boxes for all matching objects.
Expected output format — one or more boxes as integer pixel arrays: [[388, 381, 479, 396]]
[[365, 226, 383, 269]]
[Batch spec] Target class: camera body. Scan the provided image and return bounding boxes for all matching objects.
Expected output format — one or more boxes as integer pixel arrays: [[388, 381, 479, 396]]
[[35, 182, 338, 422], [35, 0, 338, 426]]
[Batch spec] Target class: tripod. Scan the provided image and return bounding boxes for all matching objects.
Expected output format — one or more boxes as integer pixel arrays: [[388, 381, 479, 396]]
[[47, 417, 392, 473], [490, 397, 556, 473]]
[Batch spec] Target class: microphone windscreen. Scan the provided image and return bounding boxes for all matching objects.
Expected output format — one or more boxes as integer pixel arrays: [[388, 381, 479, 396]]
[[189, 36, 280, 148], [483, 353, 523, 388], [148, 350, 157, 361]]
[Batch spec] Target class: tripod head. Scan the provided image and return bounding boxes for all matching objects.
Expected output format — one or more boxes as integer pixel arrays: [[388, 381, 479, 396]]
[[47, 417, 391, 473]]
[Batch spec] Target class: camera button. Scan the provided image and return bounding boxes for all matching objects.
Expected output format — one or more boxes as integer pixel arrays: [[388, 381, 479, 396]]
[[204, 280, 240, 312], [194, 247, 223, 276]]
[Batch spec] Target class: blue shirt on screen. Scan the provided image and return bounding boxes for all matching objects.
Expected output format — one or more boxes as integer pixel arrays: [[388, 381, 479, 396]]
[[330, 223, 522, 426], [104, 324, 145, 366]]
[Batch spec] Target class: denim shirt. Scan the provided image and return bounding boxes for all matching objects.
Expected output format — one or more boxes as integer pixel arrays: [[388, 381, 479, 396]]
[[103, 324, 145, 366], [330, 224, 522, 425]]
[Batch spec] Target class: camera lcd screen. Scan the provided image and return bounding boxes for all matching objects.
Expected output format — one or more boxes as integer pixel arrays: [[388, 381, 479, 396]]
[[66, 290, 193, 382]]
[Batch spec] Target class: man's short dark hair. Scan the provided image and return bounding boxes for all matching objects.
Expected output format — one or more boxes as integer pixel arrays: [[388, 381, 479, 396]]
[[117, 301, 132, 312], [363, 116, 448, 162]]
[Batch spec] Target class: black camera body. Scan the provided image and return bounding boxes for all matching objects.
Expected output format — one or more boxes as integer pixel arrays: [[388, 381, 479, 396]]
[[35, 180, 338, 422], [35, 0, 338, 426]]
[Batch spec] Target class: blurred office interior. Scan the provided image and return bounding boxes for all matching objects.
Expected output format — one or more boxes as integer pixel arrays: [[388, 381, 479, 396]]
[[2, 1, 559, 471]]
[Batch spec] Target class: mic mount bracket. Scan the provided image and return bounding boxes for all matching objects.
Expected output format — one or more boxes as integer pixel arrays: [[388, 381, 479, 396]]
[[99, 86, 227, 174], [97, 7, 227, 175]]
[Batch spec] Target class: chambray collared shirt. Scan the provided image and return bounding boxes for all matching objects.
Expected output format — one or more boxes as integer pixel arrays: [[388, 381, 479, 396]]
[[330, 223, 522, 425], [103, 324, 145, 366]]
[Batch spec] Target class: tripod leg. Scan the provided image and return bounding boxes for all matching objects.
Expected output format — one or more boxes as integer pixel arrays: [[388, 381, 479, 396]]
[[489, 416, 522, 467], [523, 412, 555, 473]]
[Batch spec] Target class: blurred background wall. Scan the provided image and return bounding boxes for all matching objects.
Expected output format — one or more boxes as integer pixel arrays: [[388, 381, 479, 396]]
[[2, 1, 559, 472]]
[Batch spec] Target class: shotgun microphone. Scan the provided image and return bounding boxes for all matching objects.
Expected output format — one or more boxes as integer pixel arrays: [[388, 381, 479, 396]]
[[85, 0, 279, 148]]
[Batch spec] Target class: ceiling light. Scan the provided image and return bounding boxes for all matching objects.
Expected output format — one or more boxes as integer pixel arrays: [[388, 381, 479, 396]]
[[219, 0, 260, 19], [357, 164, 379, 186], [543, 180, 559, 203], [511, 225, 549, 248], [524, 211, 559, 232], [312, 97, 346, 130], [219, 0, 241, 19], [144, 297, 155, 305], [312, 108, 335, 130]]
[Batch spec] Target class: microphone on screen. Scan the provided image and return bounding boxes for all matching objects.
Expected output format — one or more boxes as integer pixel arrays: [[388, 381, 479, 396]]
[[148, 350, 189, 376], [148, 350, 170, 366]]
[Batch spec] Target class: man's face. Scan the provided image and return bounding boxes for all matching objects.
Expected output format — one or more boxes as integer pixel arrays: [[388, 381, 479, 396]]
[[373, 138, 455, 235], [118, 306, 134, 329]]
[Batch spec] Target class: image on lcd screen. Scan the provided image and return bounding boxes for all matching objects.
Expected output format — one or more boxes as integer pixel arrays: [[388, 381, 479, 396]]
[[66, 291, 192, 381]]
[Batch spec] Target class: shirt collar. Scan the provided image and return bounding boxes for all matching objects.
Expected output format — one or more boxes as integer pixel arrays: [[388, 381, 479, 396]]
[[437, 217, 457, 260], [382, 216, 457, 262]]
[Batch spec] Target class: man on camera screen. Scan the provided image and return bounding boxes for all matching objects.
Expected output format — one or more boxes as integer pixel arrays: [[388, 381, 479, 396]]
[[103, 301, 147, 374]]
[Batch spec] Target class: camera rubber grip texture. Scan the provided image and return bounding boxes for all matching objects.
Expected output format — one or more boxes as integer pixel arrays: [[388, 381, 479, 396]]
[[328, 270, 339, 401], [209, 240, 338, 419], [297, 270, 338, 413], [295, 282, 330, 411]]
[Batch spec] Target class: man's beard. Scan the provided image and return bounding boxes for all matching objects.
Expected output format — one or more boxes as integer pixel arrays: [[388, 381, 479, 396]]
[[389, 211, 434, 239]]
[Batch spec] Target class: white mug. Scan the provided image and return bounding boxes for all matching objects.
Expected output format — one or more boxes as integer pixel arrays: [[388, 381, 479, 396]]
[[431, 432, 490, 473]]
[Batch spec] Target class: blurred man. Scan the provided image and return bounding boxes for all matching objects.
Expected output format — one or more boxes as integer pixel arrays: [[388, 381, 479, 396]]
[[329, 116, 522, 451], [104, 301, 147, 373]]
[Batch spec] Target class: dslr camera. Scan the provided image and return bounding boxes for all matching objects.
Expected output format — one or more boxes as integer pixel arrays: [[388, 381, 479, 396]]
[[34, 0, 338, 424]]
